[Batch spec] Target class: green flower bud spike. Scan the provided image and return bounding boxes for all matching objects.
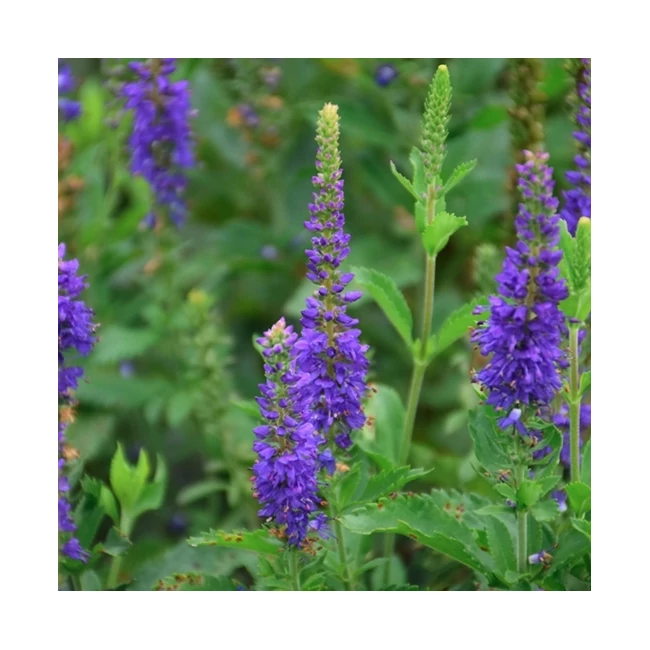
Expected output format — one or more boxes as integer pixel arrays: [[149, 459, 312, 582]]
[[421, 64, 452, 187]]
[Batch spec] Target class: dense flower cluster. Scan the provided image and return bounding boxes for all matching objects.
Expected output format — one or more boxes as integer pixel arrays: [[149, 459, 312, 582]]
[[560, 58, 591, 235], [122, 58, 194, 227], [292, 104, 369, 451], [252, 319, 328, 546], [58, 244, 97, 561], [472, 150, 568, 417], [58, 61, 81, 122]]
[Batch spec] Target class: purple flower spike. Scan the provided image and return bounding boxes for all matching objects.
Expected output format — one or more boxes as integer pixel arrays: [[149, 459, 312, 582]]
[[472, 150, 568, 417], [292, 104, 369, 453], [252, 318, 326, 546], [58, 244, 96, 562], [560, 59, 591, 235], [122, 58, 195, 227]]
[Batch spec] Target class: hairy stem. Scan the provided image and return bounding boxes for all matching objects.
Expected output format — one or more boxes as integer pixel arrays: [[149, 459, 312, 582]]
[[569, 324, 582, 482]]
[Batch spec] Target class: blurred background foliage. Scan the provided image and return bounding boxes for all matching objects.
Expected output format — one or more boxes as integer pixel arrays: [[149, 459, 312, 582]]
[[59, 58, 575, 588]]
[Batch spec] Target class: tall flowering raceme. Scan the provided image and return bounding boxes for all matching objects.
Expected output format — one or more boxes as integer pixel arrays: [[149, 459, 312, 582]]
[[58, 61, 81, 122], [472, 150, 568, 425], [292, 104, 369, 452], [122, 58, 195, 228], [560, 58, 591, 235], [252, 319, 327, 547], [58, 244, 96, 561]]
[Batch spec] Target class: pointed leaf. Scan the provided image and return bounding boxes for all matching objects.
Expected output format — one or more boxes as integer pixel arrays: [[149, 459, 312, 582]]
[[352, 267, 413, 348], [390, 161, 419, 201], [409, 147, 427, 201], [565, 482, 591, 516], [441, 159, 477, 196], [341, 492, 494, 576], [427, 298, 485, 361], [109, 443, 147, 513], [485, 515, 516, 578], [421, 211, 468, 256]]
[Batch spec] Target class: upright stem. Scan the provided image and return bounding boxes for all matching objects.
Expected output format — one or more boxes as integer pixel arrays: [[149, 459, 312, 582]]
[[107, 513, 133, 589], [400, 184, 438, 465], [289, 550, 301, 591], [383, 187, 438, 586], [569, 325, 582, 482], [515, 464, 528, 573], [333, 515, 354, 591]]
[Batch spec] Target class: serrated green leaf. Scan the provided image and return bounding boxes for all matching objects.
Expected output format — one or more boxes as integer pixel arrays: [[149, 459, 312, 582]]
[[188, 529, 282, 556], [565, 482, 591, 516], [531, 499, 560, 522], [421, 211, 468, 256], [468, 407, 512, 474], [126, 540, 255, 591], [177, 479, 230, 506], [389, 161, 419, 201], [341, 492, 494, 576], [485, 515, 517, 578], [427, 298, 485, 361], [518, 481, 543, 509], [352, 267, 413, 348], [441, 159, 477, 196], [350, 466, 432, 510], [537, 474, 562, 497]]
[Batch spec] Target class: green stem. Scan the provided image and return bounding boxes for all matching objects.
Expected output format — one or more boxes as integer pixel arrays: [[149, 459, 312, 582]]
[[71, 574, 83, 592], [569, 325, 582, 483], [107, 513, 133, 590], [515, 464, 528, 573], [334, 515, 354, 591], [289, 550, 301, 591], [383, 186, 438, 587]]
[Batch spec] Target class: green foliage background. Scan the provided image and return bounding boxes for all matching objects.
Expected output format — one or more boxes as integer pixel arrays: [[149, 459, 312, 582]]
[[59, 58, 576, 588]]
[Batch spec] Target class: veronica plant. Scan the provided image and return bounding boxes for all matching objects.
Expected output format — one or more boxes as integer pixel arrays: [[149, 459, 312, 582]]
[[181, 63, 591, 592]]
